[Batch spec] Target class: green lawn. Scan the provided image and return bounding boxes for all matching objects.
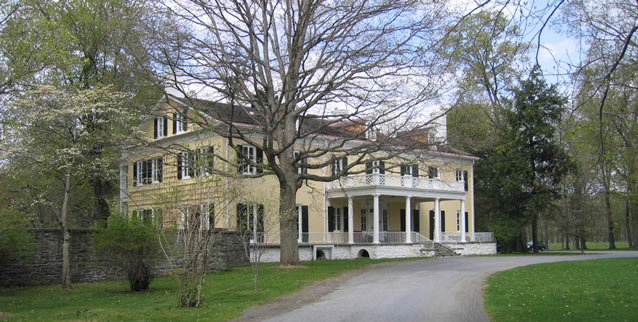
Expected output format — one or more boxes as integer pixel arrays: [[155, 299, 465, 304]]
[[485, 258, 638, 322], [548, 241, 633, 250], [0, 258, 418, 321]]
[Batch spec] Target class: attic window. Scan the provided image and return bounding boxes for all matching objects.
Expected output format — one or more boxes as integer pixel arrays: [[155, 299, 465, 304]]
[[366, 127, 377, 140], [173, 110, 187, 134], [366, 120, 377, 140]]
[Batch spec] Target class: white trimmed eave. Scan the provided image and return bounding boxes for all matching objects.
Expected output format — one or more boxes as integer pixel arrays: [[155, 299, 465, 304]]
[[326, 185, 466, 201]]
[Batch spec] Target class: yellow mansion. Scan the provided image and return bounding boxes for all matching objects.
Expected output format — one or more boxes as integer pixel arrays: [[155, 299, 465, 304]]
[[120, 96, 495, 260]]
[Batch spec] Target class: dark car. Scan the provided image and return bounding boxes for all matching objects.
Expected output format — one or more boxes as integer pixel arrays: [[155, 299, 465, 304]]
[[527, 241, 546, 251]]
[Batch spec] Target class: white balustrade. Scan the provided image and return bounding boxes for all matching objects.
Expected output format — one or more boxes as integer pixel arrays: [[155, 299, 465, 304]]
[[328, 174, 464, 193]]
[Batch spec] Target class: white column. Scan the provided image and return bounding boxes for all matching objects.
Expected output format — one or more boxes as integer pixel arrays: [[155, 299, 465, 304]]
[[461, 199, 466, 242], [348, 197, 354, 244], [373, 194, 380, 244], [405, 196, 412, 243], [326, 199, 331, 243], [297, 205, 302, 243], [434, 198, 441, 242]]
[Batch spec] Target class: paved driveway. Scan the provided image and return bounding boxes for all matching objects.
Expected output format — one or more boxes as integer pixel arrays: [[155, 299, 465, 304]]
[[239, 251, 638, 322]]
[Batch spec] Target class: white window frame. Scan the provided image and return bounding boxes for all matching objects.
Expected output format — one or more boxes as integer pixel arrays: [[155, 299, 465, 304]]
[[360, 209, 367, 231], [134, 208, 159, 225], [135, 160, 145, 186], [175, 112, 187, 134], [293, 150, 308, 175], [239, 203, 262, 243], [241, 145, 257, 175], [333, 207, 343, 231], [456, 170, 465, 182], [332, 157, 346, 176], [201, 203, 213, 230], [366, 121, 377, 140], [382, 209, 388, 231], [371, 160, 382, 174], [151, 158, 161, 184], [197, 147, 213, 177], [155, 117, 165, 139], [456, 211, 461, 232], [180, 152, 191, 179], [428, 166, 440, 179]]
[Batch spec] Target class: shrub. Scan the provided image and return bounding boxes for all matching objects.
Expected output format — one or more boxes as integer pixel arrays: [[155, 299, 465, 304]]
[[93, 213, 160, 291], [0, 208, 36, 265]]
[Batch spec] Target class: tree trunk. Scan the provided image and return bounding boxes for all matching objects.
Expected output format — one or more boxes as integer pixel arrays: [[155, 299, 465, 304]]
[[574, 235, 580, 250], [604, 187, 616, 249], [580, 235, 587, 250], [565, 233, 570, 250], [625, 198, 634, 248], [278, 177, 300, 266], [531, 213, 539, 253], [90, 176, 112, 225], [61, 169, 72, 289]]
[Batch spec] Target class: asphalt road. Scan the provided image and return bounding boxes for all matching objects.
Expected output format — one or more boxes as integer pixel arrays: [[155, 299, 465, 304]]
[[258, 251, 638, 322]]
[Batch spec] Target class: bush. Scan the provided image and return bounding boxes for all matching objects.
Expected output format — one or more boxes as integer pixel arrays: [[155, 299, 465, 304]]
[[93, 213, 160, 291], [0, 208, 36, 265]]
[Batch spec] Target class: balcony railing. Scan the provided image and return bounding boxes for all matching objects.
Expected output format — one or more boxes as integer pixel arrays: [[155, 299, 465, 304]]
[[328, 174, 464, 192], [440, 232, 495, 243], [253, 231, 434, 248], [251, 231, 494, 246]]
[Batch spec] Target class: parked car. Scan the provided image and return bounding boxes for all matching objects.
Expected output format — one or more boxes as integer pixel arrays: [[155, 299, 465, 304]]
[[527, 241, 546, 251]]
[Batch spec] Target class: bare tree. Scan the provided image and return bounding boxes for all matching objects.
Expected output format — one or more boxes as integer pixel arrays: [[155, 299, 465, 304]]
[[149, 0, 466, 266], [234, 192, 278, 292], [153, 142, 243, 307]]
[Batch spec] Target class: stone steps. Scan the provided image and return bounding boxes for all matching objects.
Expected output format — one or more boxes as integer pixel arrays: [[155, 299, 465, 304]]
[[433, 242, 459, 257]]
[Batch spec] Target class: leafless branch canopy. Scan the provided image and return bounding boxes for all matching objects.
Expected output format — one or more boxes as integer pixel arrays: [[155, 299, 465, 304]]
[[150, 0, 459, 187]]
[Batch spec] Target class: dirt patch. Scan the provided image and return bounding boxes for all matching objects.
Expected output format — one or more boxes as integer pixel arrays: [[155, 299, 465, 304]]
[[274, 265, 309, 269], [0, 312, 14, 320], [231, 263, 391, 322]]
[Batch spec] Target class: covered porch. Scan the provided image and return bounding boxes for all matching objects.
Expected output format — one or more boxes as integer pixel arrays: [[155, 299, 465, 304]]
[[322, 173, 473, 245]]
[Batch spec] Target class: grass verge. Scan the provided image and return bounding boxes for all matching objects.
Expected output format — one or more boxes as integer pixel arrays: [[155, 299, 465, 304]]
[[548, 241, 635, 251], [485, 258, 638, 322], [0, 258, 420, 321]]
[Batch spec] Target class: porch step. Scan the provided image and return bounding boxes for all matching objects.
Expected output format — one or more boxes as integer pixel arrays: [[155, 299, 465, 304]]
[[434, 242, 459, 257]]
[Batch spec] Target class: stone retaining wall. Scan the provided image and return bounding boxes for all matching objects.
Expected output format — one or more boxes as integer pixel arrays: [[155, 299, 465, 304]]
[[0, 229, 247, 287]]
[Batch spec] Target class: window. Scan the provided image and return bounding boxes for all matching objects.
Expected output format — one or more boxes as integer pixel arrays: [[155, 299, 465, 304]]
[[401, 164, 419, 177], [456, 170, 469, 191], [237, 144, 263, 175], [133, 208, 161, 226], [328, 207, 346, 232], [360, 209, 367, 231], [335, 208, 343, 231], [428, 166, 439, 179], [195, 147, 214, 177], [331, 157, 347, 177], [365, 160, 385, 174], [237, 203, 264, 242], [173, 110, 187, 134], [133, 157, 163, 186], [293, 150, 307, 175], [456, 211, 461, 232], [200, 203, 215, 230], [382, 209, 388, 231], [177, 152, 194, 179], [366, 125, 377, 140], [154, 116, 168, 139]]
